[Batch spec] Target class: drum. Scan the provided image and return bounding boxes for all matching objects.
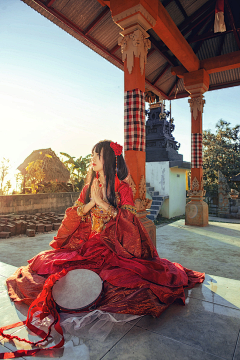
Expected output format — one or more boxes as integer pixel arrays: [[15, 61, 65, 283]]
[[52, 269, 103, 313]]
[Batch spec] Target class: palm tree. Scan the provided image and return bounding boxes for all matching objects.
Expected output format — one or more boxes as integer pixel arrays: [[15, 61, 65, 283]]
[[60, 153, 91, 192]]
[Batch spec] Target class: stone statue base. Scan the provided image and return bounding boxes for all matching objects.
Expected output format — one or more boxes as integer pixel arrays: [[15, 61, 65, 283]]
[[185, 199, 208, 227], [137, 211, 156, 248]]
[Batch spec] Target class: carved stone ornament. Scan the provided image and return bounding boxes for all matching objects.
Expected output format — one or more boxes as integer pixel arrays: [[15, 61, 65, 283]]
[[191, 177, 200, 191], [126, 174, 136, 198], [134, 175, 152, 211], [139, 175, 146, 199], [188, 96, 205, 121], [118, 29, 151, 75], [187, 189, 206, 197]]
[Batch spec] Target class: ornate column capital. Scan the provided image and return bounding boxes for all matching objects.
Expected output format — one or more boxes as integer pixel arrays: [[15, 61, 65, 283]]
[[188, 96, 205, 120], [118, 28, 151, 75]]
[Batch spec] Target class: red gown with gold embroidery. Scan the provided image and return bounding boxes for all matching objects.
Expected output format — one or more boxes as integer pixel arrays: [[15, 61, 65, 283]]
[[7, 181, 204, 317]]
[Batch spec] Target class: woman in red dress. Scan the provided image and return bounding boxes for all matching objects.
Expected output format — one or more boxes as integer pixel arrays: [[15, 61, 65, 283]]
[[6, 140, 204, 318]]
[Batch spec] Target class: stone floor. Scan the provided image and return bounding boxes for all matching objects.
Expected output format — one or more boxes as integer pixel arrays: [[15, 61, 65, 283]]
[[0, 217, 240, 360]]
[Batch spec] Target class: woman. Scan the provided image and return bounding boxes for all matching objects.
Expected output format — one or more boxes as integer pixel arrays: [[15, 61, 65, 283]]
[[6, 140, 204, 318]]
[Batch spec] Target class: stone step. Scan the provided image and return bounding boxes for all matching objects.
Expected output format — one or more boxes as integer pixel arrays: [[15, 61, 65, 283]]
[[151, 205, 161, 211], [146, 214, 155, 221], [146, 182, 150, 187], [152, 200, 162, 206]]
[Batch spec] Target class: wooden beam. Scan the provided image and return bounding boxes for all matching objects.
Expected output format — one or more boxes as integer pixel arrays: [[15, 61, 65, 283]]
[[175, 0, 188, 20], [225, 0, 240, 50], [147, 47, 156, 58], [189, 29, 234, 44], [84, 7, 110, 35], [182, 9, 214, 37], [168, 78, 179, 97], [46, 0, 56, 7], [171, 51, 240, 77], [153, 1, 200, 72], [153, 64, 171, 85]]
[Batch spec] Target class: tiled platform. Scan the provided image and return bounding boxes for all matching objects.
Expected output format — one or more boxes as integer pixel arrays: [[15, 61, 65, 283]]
[[0, 218, 239, 359]]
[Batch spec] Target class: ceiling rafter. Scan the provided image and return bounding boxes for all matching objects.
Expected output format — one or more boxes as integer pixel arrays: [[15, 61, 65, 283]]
[[84, 6, 110, 35], [225, 0, 240, 50], [178, 0, 215, 32], [153, 63, 171, 85], [216, 34, 226, 57], [188, 28, 235, 44], [193, 18, 214, 54], [182, 8, 214, 37], [109, 44, 120, 54], [46, 0, 56, 7], [145, 79, 169, 99], [147, 47, 156, 58], [175, 0, 188, 20], [168, 78, 179, 97], [187, 13, 213, 44], [147, 33, 176, 66], [31, 0, 123, 66]]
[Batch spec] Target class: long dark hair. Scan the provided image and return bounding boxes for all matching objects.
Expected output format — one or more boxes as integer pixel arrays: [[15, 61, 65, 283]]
[[85, 140, 128, 207]]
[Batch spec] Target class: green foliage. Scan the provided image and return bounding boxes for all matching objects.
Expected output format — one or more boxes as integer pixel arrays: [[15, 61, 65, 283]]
[[60, 152, 91, 192], [203, 120, 240, 195], [0, 158, 10, 195]]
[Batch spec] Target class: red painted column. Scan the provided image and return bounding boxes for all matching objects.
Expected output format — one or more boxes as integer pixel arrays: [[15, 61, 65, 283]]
[[184, 69, 209, 226], [110, 0, 158, 244]]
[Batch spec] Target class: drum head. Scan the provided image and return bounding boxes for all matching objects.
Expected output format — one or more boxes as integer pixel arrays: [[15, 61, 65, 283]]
[[52, 269, 102, 311]]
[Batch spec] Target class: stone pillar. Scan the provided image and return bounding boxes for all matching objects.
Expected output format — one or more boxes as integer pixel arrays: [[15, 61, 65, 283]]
[[111, 0, 158, 245], [184, 69, 209, 226]]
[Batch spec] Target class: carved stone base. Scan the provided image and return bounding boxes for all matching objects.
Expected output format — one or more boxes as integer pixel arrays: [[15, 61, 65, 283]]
[[137, 211, 156, 248], [185, 199, 208, 227]]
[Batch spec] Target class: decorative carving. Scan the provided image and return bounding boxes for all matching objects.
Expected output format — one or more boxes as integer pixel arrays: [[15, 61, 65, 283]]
[[135, 198, 152, 211], [139, 175, 146, 199], [126, 174, 136, 198], [192, 177, 200, 191], [118, 29, 151, 75], [188, 96, 205, 120], [187, 189, 206, 197]]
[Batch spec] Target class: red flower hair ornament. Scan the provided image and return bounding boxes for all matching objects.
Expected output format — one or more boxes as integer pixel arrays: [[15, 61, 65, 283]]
[[110, 142, 122, 192], [110, 142, 122, 156]]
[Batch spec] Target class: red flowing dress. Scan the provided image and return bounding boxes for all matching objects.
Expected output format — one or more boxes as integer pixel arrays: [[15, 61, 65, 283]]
[[7, 181, 204, 317]]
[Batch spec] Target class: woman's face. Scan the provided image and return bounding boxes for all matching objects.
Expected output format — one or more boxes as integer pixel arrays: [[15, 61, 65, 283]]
[[92, 149, 104, 173]]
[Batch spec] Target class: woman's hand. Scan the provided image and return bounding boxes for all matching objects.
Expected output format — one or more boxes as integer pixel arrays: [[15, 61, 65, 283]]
[[91, 179, 103, 206]]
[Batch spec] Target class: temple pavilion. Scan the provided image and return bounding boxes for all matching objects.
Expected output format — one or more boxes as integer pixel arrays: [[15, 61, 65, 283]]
[[19, 0, 240, 243]]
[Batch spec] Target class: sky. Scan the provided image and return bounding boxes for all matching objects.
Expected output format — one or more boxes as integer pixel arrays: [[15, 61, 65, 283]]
[[0, 0, 240, 190]]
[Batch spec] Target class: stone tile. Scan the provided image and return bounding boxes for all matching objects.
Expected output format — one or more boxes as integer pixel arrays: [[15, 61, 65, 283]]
[[136, 297, 240, 360], [185, 274, 240, 310], [1, 318, 141, 360], [0, 275, 7, 292], [156, 220, 240, 280], [0, 343, 25, 359], [0, 289, 28, 328], [233, 334, 240, 360], [101, 326, 224, 360], [0, 262, 17, 278]]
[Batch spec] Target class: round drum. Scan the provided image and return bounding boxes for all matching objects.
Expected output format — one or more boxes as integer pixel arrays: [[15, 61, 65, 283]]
[[52, 269, 103, 312]]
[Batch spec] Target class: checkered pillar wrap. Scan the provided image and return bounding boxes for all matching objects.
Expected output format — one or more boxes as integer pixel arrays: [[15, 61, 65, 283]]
[[124, 89, 145, 152], [191, 133, 203, 168]]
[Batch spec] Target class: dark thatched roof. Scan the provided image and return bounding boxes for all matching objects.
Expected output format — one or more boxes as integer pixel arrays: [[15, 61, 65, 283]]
[[18, 148, 70, 183], [230, 173, 240, 182]]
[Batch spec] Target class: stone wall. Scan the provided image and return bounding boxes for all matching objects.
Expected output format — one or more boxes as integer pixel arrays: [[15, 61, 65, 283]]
[[0, 192, 79, 215]]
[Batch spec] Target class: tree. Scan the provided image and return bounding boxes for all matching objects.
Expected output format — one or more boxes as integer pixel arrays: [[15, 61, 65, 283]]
[[25, 160, 45, 193], [60, 153, 91, 192], [203, 120, 240, 195], [0, 158, 10, 195]]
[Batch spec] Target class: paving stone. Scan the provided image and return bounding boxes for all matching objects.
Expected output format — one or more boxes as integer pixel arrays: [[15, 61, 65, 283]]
[[26, 229, 35, 237]]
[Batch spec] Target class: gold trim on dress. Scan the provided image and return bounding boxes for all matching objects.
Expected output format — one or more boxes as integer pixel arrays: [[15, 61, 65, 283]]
[[121, 204, 137, 215]]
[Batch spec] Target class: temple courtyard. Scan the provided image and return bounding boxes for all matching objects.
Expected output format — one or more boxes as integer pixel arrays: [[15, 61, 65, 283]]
[[0, 216, 239, 360]]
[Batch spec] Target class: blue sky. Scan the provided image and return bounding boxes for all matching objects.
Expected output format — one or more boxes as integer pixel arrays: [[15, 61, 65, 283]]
[[0, 0, 239, 189]]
